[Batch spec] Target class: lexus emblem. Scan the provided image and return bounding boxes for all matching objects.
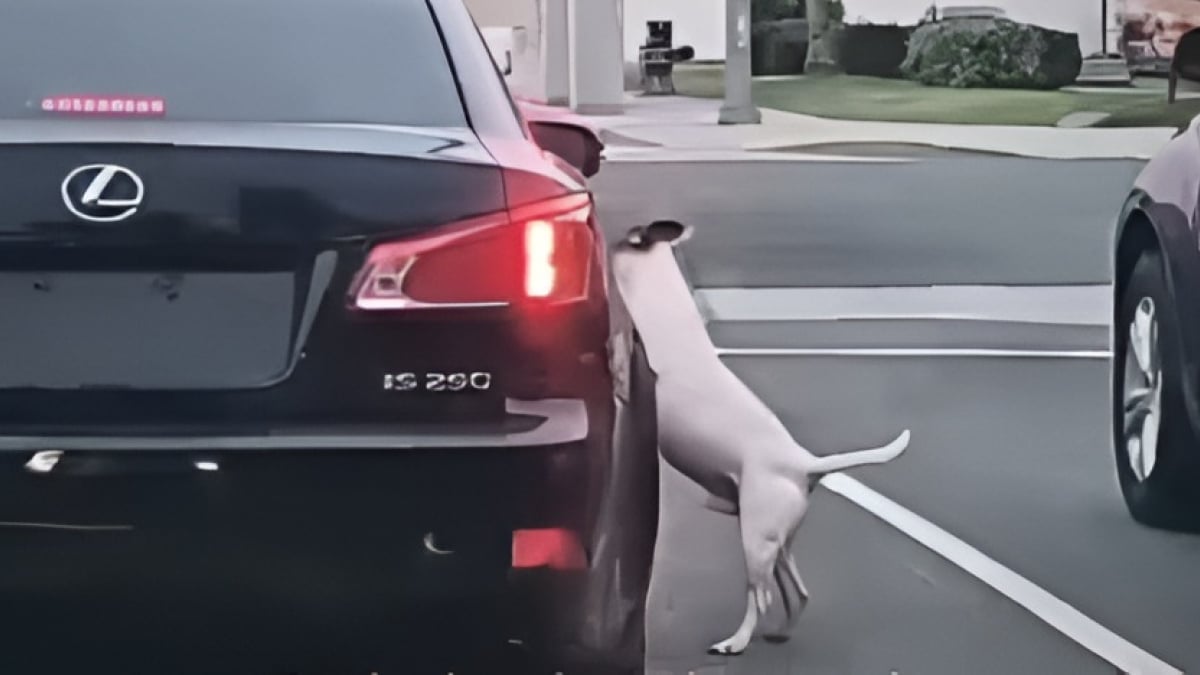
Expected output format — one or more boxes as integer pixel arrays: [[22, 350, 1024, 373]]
[[61, 164, 144, 223]]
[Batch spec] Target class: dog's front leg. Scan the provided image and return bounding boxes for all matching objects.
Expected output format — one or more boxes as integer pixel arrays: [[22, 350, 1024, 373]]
[[708, 588, 759, 655]]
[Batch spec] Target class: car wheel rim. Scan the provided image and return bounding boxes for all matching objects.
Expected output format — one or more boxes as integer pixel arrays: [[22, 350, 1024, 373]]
[[1123, 297, 1163, 483]]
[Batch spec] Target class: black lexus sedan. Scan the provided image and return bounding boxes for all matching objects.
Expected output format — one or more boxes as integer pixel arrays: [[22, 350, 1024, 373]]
[[0, 1, 659, 673]]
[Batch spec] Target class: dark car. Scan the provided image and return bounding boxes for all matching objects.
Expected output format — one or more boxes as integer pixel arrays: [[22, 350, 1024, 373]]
[[0, 0, 659, 673], [1113, 118, 1200, 532]]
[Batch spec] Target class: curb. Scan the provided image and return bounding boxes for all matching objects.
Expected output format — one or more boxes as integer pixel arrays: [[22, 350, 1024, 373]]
[[737, 137, 1172, 161], [573, 99, 1180, 162]]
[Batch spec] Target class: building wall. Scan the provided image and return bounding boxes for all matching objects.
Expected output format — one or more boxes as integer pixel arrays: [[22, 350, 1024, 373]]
[[842, 0, 1110, 55]]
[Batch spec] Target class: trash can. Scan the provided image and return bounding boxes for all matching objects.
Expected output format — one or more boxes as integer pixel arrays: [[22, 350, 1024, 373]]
[[638, 21, 695, 95]]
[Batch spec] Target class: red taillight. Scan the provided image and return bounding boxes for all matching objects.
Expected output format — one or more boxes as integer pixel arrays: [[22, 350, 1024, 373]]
[[41, 94, 166, 117], [350, 194, 594, 311], [524, 219, 557, 298]]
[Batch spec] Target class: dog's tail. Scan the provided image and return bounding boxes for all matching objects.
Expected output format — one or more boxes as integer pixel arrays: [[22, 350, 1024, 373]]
[[807, 430, 910, 477]]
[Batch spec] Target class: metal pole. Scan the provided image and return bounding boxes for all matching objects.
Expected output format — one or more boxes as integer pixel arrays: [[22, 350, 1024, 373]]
[[719, 0, 761, 124], [1102, 0, 1108, 54]]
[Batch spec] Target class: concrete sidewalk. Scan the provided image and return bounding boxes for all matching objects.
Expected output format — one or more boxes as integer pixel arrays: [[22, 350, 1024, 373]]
[[592, 95, 1178, 161]]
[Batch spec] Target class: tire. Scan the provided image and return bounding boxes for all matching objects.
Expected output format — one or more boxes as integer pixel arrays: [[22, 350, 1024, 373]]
[[563, 335, 658, 675], [1113, 247, 1200, 531], [597, 335, 658, 675], [512, 335, 657, 675]]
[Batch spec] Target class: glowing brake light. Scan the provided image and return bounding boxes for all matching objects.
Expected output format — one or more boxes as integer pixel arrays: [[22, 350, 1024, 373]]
[[40, 95, 166, 117], [350, 193, 593, 311], [524, 220, 557, 298]]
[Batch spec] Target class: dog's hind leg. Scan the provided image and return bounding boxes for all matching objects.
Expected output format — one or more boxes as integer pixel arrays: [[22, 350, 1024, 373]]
[[764, 546, 810, 641], [763, 560, 796, 643], [709, 475, 807, 656], [782, 546, 810, 611]]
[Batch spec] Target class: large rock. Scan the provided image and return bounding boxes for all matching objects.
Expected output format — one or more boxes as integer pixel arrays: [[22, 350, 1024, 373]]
[[751, 19, 809, 76], [901, 17, 1082, 89]]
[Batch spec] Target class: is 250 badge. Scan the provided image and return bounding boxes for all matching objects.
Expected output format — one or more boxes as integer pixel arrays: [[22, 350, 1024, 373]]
[[383, 372, 493, 393]]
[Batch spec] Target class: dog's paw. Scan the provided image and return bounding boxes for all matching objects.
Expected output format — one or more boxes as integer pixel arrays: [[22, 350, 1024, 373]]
[[708, 638, 749, 656], [762, 632, 792, 644]]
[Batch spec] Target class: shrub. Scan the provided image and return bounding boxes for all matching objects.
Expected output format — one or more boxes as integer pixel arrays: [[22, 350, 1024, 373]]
[[840, 23, 913, 78], [753, 0, 803, 23], [752, 18, 809, 75], [901, 18, 1082, 89], [828, 0, 845, 24]]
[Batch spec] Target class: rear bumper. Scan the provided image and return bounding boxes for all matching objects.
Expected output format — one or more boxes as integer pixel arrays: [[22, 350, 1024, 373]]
[[0, 398, 589, 451], [0, 398, 634, 674]]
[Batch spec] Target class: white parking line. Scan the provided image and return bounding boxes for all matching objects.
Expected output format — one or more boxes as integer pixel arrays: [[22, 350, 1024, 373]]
[[822, 474, 1183, 675], [717, 347, 1111, 359], [700, 287, 1175, 671], [697, 285, 1111, 326]]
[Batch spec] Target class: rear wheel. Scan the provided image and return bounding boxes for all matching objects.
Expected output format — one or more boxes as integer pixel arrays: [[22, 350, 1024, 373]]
[[583, 336, 658, 675], [1114, 247, 1200, 530], [544, 336, 658, 675]]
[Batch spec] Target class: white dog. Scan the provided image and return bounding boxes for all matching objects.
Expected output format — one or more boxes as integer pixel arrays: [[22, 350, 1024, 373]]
[[610, 221, 911, 656]]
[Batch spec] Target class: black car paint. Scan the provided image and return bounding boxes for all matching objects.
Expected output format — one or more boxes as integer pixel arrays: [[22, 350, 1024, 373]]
[[0, 1, 659, 673], [0, 138, 514, 419], [429, 0, 528, 143]]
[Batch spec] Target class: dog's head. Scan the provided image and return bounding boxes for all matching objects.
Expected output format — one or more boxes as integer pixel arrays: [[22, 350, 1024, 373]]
[[610, 220, 695, 312]]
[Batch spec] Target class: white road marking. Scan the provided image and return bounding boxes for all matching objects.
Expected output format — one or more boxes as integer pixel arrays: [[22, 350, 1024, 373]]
[[718, 347, 1110, 359], [821, 474, 1183, 675], [698, 285, 1110, 326], [698, 287, 1172, 670], [693, 278, 1167, 668]]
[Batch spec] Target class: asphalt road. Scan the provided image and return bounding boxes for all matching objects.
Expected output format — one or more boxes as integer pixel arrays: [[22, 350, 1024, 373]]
[[651, 353, 1200, 674], [593, 156, 1143, 287], [593, 154, 1200, 674]]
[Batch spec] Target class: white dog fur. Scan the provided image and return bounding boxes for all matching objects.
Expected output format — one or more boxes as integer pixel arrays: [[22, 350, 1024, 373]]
[[610, 222, 911, 656]]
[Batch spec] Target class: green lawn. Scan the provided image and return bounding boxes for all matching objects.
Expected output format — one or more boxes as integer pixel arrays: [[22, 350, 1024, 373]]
[[672, 66, 1199, 128], [1092, 97, 1200, 128]]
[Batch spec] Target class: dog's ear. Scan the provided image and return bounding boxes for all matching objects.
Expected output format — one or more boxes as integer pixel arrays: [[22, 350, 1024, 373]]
[[622, 225, 651, 250], [643, 221, 693, 247], [620, 221, 693, 251]]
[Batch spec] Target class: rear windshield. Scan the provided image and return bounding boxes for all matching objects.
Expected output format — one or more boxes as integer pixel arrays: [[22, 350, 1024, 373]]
[[0, 0, 467, 127]]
